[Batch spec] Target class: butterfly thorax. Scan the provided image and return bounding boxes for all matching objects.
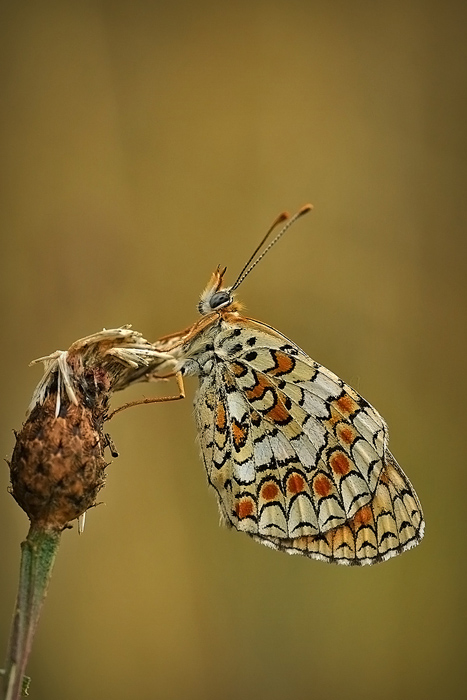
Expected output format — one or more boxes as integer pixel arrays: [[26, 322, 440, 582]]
[[172, 309, 247, 379]]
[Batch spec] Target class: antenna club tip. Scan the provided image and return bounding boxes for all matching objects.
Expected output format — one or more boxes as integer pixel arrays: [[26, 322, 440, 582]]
[[299, 203, 313, 215], [275, 211, 290, 225]]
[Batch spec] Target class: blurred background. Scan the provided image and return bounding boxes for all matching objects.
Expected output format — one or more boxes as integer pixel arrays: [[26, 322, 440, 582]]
[[1, 2, 466, 699]]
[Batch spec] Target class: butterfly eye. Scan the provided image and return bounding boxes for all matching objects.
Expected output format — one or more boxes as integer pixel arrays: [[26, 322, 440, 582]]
[[209, 291, 232, 309]]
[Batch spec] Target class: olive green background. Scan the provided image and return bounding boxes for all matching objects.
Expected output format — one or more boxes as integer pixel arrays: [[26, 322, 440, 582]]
[[1, 2, 466, 699]]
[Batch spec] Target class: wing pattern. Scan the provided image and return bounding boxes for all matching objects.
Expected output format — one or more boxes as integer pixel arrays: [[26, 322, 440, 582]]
[[193, 318, 424, 565]]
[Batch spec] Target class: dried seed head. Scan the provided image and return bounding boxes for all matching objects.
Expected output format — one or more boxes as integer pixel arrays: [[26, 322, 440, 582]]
[[28, 325, 177, 415], [10, 326, 176, 531], [10, 375, 109, 530]]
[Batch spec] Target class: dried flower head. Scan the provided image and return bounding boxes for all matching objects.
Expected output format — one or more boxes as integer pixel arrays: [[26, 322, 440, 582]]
[[9, 326, 176, 532]]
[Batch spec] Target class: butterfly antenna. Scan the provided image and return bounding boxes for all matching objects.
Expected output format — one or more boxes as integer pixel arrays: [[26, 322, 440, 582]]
[[230, 203, 313, 291], [230, 210, 289, 291]]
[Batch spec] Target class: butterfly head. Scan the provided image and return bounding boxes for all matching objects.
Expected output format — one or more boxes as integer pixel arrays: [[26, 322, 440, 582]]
[[198, 266, 239, 315]]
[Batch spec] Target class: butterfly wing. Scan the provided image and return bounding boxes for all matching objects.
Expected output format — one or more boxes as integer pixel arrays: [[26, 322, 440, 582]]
[[254, 452, 424, 565], [194, 317, 424, 565]]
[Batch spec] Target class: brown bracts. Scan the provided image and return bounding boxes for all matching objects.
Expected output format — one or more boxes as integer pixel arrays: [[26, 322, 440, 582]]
[[10, 369, 110, 531]]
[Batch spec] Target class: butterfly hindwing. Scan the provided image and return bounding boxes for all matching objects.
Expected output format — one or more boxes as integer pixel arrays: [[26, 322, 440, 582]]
[[253, 452, 424, 565]]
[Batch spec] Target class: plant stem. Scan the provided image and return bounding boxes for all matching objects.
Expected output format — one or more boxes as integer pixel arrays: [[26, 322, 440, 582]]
[[2, 525, 61, 700]]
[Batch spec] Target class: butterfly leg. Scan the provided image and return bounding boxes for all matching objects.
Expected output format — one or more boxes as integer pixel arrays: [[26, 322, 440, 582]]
[[108, 371, 186, 420], [103, 432, 119, 457]]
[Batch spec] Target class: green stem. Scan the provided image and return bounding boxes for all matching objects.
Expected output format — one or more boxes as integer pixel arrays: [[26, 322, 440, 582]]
[[2, 525, 61, 700]]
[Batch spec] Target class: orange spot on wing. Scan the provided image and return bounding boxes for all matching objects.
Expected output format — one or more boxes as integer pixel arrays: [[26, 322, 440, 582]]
[[330, 452, 351, 476], [336, 395, 359, 416], [265, 401, 290, 424], [232, 421, 248, 449], [235, 498, 255, 519], [351, 505, 373, 527], [314, 475, 333, 498], [269, 350, 295, 376], [261, 482, 280, 500], [216, 403, 226, 431], [338, 425, 355, 445], [245, 373, 272, 400], [287, 473, 306, 494]]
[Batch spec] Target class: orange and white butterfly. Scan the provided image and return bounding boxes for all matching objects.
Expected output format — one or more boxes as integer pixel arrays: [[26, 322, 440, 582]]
[[126, 205, 424, 565]]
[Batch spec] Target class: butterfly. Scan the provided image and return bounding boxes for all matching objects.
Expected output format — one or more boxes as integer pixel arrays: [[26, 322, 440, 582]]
[[118, 205, 425, 565]]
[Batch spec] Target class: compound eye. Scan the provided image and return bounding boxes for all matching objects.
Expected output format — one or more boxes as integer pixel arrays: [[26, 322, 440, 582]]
[[209, 291, 231, 309]]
